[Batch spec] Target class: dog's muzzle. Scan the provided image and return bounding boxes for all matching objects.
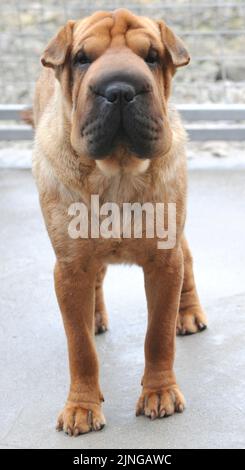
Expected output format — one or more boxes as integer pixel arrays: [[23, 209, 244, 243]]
[[81, 72, 163, 159]]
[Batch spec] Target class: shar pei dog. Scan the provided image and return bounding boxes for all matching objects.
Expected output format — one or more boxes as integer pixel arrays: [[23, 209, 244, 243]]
[[32, 8, 207, 436]]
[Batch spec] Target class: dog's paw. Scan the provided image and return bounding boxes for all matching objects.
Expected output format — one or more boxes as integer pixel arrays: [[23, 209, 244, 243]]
[[94, 311, 108, 335], [56, 402, 106, 436], [177, 308, 207, 336], [136, 385, 185, 419]]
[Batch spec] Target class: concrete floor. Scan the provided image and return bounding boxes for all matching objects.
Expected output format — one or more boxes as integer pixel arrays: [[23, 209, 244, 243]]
[[0, 168, 245, 449]]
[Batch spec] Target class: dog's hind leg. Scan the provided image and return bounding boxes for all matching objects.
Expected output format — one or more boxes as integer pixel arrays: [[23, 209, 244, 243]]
[[177, 236, 207, 336], [94, 265, 108, 334]]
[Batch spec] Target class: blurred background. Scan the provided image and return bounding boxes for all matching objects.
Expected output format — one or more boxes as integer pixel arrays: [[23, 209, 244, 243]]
[[1, 0, 245, 104], [0, 0, 244, 165], [0, 0, 245, 450]]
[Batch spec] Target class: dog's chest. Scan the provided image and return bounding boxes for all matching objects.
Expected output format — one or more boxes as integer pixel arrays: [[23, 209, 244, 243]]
[[88, 168, 171, 205], [76, 171, 179, 263]]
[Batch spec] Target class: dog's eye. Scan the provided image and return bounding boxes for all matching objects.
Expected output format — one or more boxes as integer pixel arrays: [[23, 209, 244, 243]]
[[145, 49, 159, 67], [73, 51, 91, 67]]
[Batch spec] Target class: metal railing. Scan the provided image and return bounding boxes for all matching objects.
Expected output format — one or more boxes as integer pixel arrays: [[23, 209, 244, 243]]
[[0, 104, 244, 141]]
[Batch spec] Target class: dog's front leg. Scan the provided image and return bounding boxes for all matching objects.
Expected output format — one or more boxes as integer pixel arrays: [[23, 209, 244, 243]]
[[54, 260, 105, 436], [137, 249, 185, 419]]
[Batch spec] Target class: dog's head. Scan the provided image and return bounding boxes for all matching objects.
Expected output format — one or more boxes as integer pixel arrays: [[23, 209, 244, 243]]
[[41, 9, 189, 169]]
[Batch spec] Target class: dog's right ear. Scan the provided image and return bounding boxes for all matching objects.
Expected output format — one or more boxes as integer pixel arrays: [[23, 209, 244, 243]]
[[41, 21, 75, 69], [158, 20, 190, 68]]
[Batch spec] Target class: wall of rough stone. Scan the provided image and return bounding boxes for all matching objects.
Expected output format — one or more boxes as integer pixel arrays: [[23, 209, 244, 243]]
[[0, 0, 245, 104]]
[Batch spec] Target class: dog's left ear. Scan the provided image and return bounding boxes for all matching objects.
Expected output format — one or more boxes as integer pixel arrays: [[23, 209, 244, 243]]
[[158, 20, 190, 68], [41, 20, 75, 68]]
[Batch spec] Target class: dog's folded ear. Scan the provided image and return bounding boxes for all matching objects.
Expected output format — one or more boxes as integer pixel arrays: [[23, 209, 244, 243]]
[[158, 20, 190, 68], [41, 20, 75, 68]]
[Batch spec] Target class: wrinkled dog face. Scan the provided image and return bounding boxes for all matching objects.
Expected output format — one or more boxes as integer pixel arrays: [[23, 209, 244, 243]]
[[41, 9, 190, 164]]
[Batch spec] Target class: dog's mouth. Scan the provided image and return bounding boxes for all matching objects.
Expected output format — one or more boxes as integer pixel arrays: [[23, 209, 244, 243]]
[[80, 94, 164, 160]]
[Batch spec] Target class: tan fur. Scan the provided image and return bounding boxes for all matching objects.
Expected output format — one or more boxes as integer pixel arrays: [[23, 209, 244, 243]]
[[33, 8, 207, 436]]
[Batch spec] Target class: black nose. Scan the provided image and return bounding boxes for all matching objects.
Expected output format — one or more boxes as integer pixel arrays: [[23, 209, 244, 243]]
[[104, 82, 136, 103]]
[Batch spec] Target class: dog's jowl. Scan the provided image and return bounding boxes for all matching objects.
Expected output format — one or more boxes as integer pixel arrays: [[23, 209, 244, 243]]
[[32, 8, 207, 435]]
